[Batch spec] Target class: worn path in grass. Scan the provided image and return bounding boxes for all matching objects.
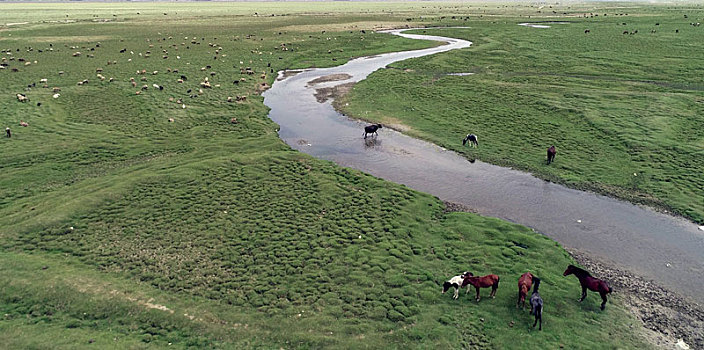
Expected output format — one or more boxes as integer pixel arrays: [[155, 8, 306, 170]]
[[264, 28, 704, 304]]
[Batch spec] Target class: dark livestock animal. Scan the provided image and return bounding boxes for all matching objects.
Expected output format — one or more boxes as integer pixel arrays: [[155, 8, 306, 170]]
[[517, 272, 533, 309], [363, 124, 382, 139], [442, 272, 469, 300], [5, 127, 10, 138], [546, 145, 556, 165], [462, 133, 478, 147], [563, 265, 613, 310], [462, 272, 500, 302], [529, 277, 543, 330]]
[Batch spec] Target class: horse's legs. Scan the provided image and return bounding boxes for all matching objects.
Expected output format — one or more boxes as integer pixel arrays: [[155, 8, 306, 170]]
[[517, 292, 521, 308], [537, 309, 542, 330], [363, 132, 367, 139], [491, 285, 497, 299], [579, 286, 587, 302], [475, 287, 481, 302], [453, 287, 459, 300], [600, 292, 607, 310]]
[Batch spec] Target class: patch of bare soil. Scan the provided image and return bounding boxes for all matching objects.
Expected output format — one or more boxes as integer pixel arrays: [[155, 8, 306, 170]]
[[307, 73, 352, 86], [277, 70, 304, 81], [314, 82, 355, 103], [443, 201, 478, 214], [569, 249, 703, 349]]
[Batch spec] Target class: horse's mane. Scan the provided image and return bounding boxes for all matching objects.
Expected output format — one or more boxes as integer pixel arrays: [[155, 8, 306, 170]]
[[568, 265, 592, 277]]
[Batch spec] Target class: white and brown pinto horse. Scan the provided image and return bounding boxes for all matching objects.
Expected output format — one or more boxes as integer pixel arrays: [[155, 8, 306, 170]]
[[442, 272, 470, 300]]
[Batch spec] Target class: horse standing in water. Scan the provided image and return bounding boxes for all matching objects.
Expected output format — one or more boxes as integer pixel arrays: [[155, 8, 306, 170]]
[[363, 124, 382, 139], [529, 277, 543, 330], [563, 265, 613, 310], [546, 145, 556, 165], [517, 272, 533, 309], [462, 272, 500, 302], [462, 134, 478, 147]]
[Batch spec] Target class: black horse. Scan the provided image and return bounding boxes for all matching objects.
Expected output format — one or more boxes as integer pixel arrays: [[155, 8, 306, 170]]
[[546, 145, 556, 165], [462, 134, 478, 147], [363, 124, 382, 139], [529, 277, 543, 330]]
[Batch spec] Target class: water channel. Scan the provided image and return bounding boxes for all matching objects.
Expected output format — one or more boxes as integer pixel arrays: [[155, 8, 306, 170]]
[[263, 28, 704, 302]]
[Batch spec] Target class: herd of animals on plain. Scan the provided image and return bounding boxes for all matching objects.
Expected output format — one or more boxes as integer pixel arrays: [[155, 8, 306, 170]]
[[442, 265, 612, 330]]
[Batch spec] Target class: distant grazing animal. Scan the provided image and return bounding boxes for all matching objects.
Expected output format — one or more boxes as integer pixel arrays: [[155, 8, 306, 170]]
[[584, 29, 590, 33], [5, 127, 10, 138], [517, 272, 533, 309], [546, 145, 556, 165], [529, 277, 543, 330], [442, 272, 469, 300], [563, 265, 612, 310], [462, 272, 500, 302], [462, 133, 478, 147], [363, 124, 382, 139], [19, 121, 28, 127]]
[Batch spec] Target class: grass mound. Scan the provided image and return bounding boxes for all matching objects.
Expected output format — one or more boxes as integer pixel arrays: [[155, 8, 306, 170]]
[[0, 2, 655, 348]]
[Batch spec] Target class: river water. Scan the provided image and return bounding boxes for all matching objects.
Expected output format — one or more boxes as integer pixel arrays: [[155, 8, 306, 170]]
[[263, 29, 704, 302]]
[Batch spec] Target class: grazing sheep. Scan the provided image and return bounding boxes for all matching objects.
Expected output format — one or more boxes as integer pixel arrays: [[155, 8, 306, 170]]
[[53, 93, 60, 99], [168, 118, 174, 123], [230, 117, 238, 124], [19, 121, 28, 127], [16, 94, 29, 102], [141, 85, 148, 90]]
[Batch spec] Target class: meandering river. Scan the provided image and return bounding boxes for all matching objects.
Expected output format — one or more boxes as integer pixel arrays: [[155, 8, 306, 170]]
[[263, 28, 703, 301]]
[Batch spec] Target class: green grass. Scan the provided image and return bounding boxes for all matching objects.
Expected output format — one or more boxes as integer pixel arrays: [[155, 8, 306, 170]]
[[337, 6, 704, 224], [0, 2, 660, 348]]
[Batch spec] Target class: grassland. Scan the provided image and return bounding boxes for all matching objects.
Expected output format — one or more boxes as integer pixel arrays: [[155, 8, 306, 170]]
[[337, 5, 704, 224], [0, 2, 659, 349]]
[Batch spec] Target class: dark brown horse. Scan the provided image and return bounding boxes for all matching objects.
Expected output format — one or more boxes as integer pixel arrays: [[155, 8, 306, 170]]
[[563, 265, 613, 310], [462, 272, 500, 302], [546, 146, 556, 165], [517, 272, 533, 309]]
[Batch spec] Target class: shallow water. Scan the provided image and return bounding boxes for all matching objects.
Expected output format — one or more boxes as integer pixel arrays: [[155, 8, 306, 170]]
[[263, 29, 704, 301]]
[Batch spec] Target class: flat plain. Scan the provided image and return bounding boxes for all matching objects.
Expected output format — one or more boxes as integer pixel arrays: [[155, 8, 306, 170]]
[[1, 2, 698, 349]]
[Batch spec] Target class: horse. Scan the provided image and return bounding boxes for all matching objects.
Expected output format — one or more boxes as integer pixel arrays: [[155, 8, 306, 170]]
[[517, 272, 533, 309], [462, 134, 478, 147], [363, 124, 382, 139], [546, 145, 556, 165], [529, 277, 543, 330], [563, 265, 613, 310], [462, 272, 500, 302], [442, 272, 469, 300]]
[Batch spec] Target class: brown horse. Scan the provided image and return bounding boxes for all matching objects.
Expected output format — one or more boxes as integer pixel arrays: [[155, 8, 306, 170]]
[[563, 265, 613, 310], [462, 272, 500, 302], [517, 272, 533, 309]]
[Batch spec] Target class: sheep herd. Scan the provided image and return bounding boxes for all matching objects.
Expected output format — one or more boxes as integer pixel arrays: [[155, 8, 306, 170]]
[[3, 32, 282, 136]]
